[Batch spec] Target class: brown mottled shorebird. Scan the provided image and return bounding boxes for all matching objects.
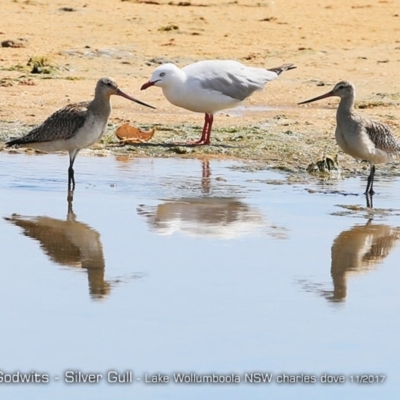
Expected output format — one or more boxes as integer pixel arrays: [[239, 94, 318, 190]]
[[299, 81, 400, 196], [141, 60, 296, 145], [6, 77, 155, 192]]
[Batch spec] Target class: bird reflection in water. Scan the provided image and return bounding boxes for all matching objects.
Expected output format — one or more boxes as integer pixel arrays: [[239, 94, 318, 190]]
[[302, 220, 400, 302], [115, 156, 213, 194], [5, 202, 117, 300], [138, 197, 287, 239], [200, 158, 211, 194]]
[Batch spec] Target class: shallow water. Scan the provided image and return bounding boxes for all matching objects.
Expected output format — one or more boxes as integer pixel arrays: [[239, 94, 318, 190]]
[[225, 104, 278, 116], [0, 152, 399, 399]]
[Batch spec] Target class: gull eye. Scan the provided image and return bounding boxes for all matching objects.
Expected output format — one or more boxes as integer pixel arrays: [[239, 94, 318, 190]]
[[160, 72, 165, 77]]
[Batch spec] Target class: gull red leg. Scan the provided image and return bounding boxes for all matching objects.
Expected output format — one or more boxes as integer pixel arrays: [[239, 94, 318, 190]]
[[203, 114, 214, 145], [176, 113, 213, 145], [186, 113, 211, 145], [197, 114, 209, 143]]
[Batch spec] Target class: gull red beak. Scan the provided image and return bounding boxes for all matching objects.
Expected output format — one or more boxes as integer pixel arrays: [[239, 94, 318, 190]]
[[298, 91, 335, 105], [116, 88, 156, 109], [141, 81, 156, 90]]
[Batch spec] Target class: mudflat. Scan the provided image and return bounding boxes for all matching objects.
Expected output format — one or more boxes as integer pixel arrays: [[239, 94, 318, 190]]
[[1, 0, 399, 172]]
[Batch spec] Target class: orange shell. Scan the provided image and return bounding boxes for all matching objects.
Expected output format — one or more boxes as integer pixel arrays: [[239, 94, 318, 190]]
[[115, 123, 155, 143]]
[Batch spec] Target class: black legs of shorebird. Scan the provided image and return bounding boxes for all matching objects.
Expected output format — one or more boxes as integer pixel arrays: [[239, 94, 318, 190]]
[[67, 153, 76, 203], [299, 81, 400, 207], [68, 149, 79, 196], [366, 164, 376, 196], [365, 165, 376, 208], [68, 164, 75, 192]]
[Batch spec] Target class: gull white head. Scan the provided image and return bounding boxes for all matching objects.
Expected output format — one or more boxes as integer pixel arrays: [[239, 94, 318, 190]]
[[141, 64, 180, 90]]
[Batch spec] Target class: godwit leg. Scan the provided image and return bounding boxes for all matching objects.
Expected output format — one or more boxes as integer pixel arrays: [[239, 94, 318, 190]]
[[365, 164, 376, 195], [68, 164, 75, 191], [68, 149, 79, 192]]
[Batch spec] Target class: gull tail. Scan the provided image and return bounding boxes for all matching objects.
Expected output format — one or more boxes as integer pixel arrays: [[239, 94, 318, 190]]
[[267, 63, 296, 75]]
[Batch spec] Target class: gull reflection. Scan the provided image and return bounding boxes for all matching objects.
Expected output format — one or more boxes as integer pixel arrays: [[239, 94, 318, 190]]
[[138, 197, 287, 239], [199, 158, 211, 194], [302, 220, 400, 303], [115, 156, 213, 194], [5, 204, 116, 300]]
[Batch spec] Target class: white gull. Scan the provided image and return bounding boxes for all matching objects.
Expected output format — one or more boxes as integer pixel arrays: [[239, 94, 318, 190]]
[[141, 60, 296, 145]]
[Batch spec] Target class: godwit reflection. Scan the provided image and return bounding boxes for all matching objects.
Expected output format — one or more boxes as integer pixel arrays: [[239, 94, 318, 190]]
[[5, 204, 113, 300], [329, 221, 400, 301], [138, 197, 287, 239], [302, 220, 400, 303]]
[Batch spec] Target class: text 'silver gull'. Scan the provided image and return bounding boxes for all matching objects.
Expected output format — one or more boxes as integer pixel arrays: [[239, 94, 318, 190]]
[[6, 77, 155, 192], [141, 60, 296, 145], [299, 81, 400, 197]]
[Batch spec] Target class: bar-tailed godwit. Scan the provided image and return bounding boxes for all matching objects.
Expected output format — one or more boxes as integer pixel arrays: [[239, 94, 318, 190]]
[[299, 81, 400, 197], [141, 60, 296, 145], [6, 77, 155, 192]]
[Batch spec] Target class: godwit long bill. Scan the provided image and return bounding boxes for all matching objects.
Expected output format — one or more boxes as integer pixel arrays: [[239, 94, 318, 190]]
[[6, 77, 155, 192], [299, 81, 400, 196], [141, 60, 296, 145]]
